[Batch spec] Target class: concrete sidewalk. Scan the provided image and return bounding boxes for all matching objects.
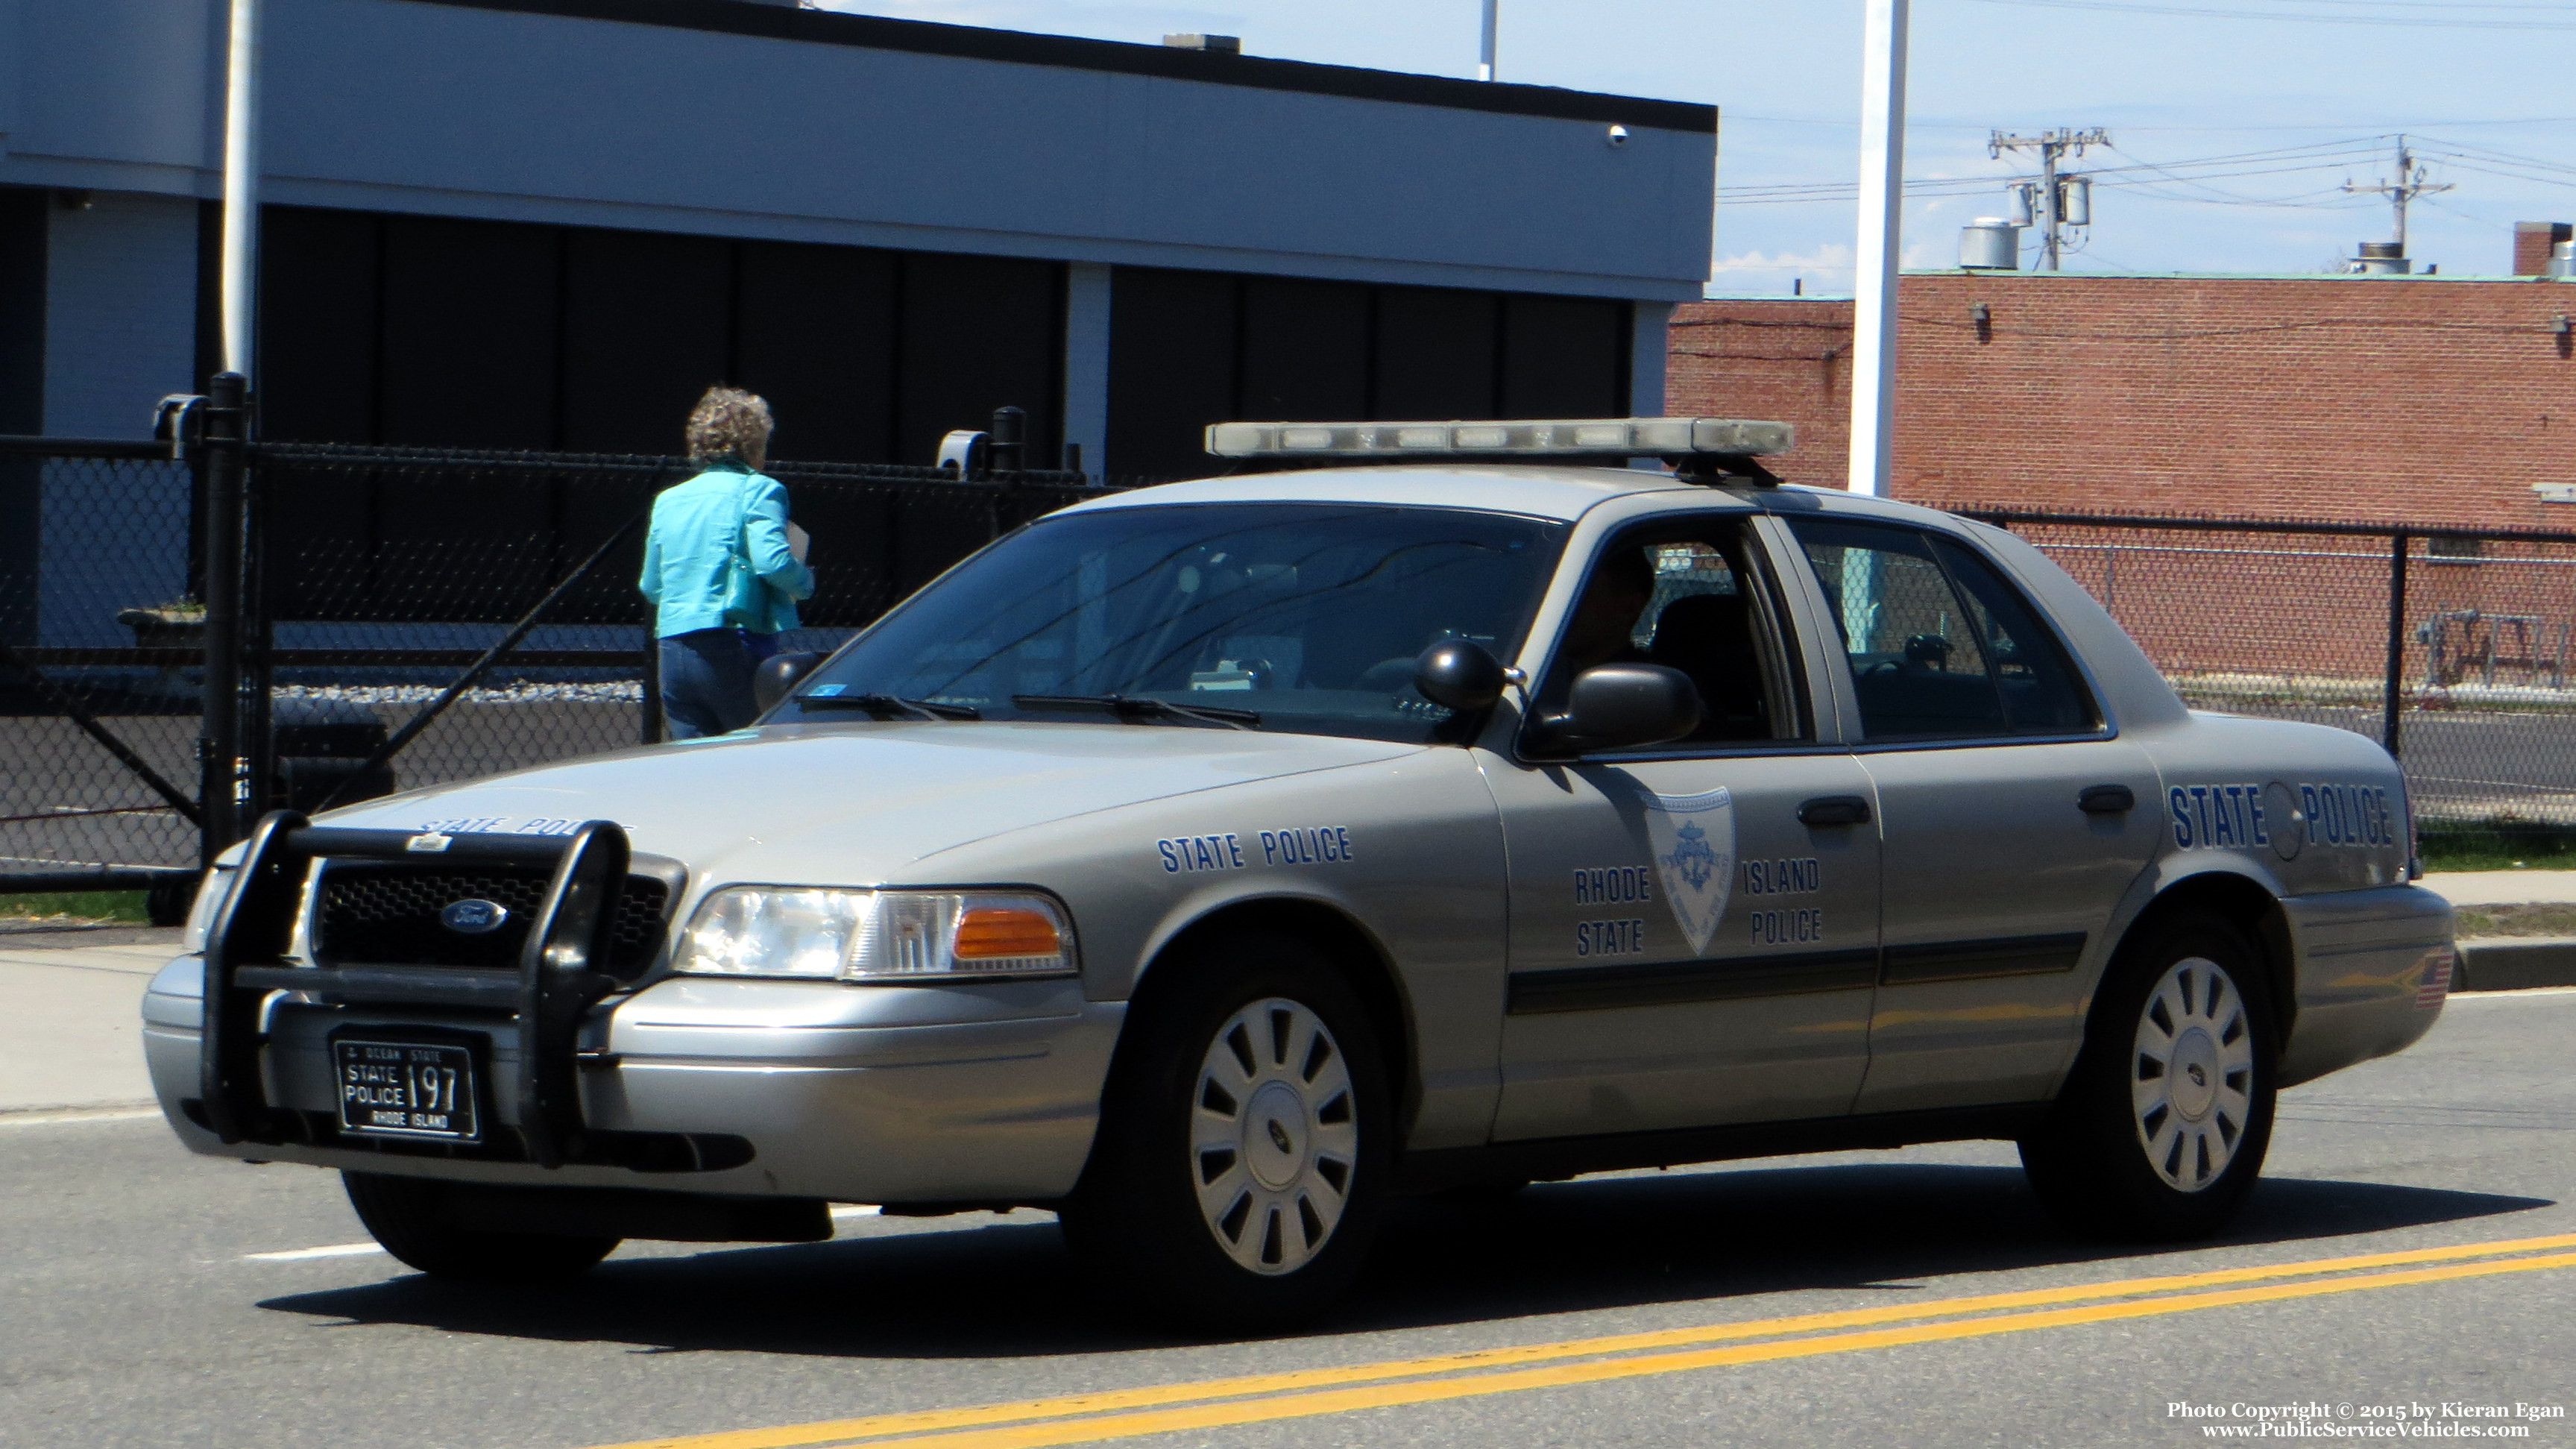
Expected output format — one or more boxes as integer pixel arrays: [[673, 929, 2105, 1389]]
[[0, 927, 176, 1116], [2422, 870, 2576, 906]]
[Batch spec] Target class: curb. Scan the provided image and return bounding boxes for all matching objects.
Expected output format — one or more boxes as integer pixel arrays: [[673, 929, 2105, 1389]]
[[2456, 937, 2576, 993]]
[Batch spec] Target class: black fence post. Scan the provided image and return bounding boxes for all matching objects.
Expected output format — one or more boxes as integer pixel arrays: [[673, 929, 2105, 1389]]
[[2383, 529, 2410, 760], [198, 371, 250, 867]]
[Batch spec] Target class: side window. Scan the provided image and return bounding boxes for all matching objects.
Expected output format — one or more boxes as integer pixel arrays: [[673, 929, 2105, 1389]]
[[1787, 517, 2097, 741], [1544, 521, 1807, 746]]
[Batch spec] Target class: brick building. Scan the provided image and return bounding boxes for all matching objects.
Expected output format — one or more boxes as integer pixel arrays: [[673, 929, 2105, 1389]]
[[1665, 254, 2576, 701], [1666, 268, 2576, 530]]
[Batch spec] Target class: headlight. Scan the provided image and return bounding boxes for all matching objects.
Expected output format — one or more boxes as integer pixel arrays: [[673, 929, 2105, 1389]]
[[180, 866, 236, 955], [670, 887, 1077, 982]]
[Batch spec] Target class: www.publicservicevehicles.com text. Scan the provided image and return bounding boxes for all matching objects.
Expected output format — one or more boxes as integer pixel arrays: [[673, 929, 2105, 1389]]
[[2170, 1403, 2564, 1438]]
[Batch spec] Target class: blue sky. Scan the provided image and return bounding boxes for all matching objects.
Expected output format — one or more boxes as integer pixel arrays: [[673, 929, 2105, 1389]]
[[815, 0, 2576, 293]]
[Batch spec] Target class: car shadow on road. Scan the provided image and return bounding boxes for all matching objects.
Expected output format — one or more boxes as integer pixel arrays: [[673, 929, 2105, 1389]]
[[256, 1162, 2554, 1358]]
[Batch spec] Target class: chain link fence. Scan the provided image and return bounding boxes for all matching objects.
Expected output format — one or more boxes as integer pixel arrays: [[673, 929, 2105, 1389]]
[[19, 449, 2576, 902], [1, 432, 1101, 905], [0, 439, 206, 893], [1978, 510, 2576, 829]]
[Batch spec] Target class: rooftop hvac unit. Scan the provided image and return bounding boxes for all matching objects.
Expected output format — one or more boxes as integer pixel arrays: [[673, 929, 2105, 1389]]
[[1960, 219, 2021, 271], [2352, 240, 2411, 275], [2551, 240, 2576, 280]]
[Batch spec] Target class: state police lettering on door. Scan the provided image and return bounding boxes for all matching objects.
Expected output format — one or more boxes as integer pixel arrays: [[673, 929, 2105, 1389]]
[[1575, 918, 1647, 956], [1743, 858, 1821, 895], [1572, 865, 1654, 904]]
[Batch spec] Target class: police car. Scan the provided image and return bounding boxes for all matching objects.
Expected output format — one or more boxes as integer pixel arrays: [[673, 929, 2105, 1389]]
[[145, 418, 2453, 1330]]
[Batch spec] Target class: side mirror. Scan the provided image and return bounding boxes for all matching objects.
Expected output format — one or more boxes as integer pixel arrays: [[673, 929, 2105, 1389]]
[[1413, 639, 1506, 712], [753, 652, 825, 714], [1528, 664, 1701, 755]]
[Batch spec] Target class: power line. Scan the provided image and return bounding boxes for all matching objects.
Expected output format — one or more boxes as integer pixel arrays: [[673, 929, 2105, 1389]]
[[1959, 0, 2576, 28]]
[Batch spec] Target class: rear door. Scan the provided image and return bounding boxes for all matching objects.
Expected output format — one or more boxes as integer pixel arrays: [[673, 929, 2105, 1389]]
[[1780, 515, 2161, 1111]]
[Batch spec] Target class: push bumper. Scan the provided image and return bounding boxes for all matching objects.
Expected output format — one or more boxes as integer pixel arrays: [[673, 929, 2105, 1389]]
[[2277, 883, 2453, 1088], [145, 957, 1124, 1202]]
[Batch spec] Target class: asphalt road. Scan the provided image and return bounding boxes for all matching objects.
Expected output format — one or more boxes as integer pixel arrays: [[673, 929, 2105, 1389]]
[[4, 991, 2572, 1449]]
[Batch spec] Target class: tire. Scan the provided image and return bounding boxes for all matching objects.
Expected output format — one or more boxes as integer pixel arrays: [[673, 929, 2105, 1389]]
[[1059, 932, 1391, 1333], [2020, 912, 2278, 1241], [342, 1172, 619, 1283]]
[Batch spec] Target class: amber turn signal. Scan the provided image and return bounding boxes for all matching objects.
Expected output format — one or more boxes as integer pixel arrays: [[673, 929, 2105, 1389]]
[[953, 906, 1065, 960]]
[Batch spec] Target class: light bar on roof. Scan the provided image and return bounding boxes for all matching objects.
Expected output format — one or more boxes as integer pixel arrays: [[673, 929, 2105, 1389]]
[[1204, 417, 1794, 459]]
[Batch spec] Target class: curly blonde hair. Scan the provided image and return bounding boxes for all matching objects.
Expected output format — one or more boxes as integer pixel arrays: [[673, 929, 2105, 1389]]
[[685, 386, 774, 467]]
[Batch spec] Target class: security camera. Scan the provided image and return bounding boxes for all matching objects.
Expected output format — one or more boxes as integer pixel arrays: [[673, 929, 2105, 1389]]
[[1607, 125, 1631, 148]]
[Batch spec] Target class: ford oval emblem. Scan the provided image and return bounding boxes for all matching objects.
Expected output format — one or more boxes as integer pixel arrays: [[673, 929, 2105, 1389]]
[[440, 898, 509, 935]]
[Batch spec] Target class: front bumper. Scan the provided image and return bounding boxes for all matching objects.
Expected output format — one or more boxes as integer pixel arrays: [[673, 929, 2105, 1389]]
[[2277, 883, 2452, 1089], [144, 956, 1124, 1203]]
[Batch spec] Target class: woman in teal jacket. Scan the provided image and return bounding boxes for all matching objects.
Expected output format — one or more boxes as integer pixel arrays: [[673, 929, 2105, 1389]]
[[639, 387, 816, 738]]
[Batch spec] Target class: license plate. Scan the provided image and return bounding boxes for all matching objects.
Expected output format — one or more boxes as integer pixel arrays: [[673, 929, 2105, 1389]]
[[333, 1038, 482, 1143]]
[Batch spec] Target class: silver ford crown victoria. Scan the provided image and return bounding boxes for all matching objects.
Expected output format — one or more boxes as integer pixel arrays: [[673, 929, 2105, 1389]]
[[147, 418, 2453, 1330]]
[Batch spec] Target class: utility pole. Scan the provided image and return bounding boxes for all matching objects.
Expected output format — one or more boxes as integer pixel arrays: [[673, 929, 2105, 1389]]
[[2343, 136, 2451, 257], [1991, 127, 2107, 271], [1478, 0, 1497, 81]]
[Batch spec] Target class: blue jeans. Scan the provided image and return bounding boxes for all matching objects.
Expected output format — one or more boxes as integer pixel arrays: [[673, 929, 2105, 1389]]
[[660, 628, 780, 741]]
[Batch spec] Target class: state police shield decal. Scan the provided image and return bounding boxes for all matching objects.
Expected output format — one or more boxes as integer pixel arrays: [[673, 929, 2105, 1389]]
[[1647, 787, 1736, 956]]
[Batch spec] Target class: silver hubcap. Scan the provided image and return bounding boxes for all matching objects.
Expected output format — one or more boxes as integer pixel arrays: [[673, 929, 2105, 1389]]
[[1190, 997, 1358, 1276], [2132, 955, 2256, 1192]]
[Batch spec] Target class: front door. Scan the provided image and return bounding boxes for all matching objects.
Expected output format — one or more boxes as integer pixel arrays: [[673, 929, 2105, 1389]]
[[1781, 515, 2163, 1112], [1488, 516, 1883, 1142]]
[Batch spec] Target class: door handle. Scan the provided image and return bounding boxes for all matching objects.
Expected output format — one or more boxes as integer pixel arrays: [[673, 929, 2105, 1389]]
[[2078, 784, 2137, 814], [1798, 795, 1872, 828]]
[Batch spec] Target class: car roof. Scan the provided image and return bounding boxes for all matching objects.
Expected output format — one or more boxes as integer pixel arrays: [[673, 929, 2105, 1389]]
[[1055, 464, 1967, 530]]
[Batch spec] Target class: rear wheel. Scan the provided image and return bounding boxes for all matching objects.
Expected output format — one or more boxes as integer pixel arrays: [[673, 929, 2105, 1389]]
[[2020, 913, 2277, 1240], [342, 1172, 619, 1282], [1059, 933, 1389, 1333]]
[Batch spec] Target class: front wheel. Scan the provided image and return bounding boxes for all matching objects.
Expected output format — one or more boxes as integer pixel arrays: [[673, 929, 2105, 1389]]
[[1059, 934, 1389, 1333], [2020, 914, 2278, 1240], [343, 1172, 620, 1283]]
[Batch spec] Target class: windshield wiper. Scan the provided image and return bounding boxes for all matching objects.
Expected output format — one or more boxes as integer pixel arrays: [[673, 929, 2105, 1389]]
[[1011, 694, 1260, 729], [796, 692, 981, 721]]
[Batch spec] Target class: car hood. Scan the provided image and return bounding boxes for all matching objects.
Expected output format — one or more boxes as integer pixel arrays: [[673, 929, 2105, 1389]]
[[320, 721, 1424, 884]]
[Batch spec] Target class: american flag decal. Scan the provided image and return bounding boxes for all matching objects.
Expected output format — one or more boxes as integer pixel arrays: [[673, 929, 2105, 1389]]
[[2416, 946, 2455, 1008]]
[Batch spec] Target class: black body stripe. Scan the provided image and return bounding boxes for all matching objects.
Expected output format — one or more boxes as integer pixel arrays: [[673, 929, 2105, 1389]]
[[1507, 948, 1880, 1015], [1506, 932, 2089, 1013], [1878, 932, 2088, 986]]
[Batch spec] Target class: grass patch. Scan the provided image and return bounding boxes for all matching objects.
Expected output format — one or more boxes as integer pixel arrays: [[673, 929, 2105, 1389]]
[[2418, 818, 2576, 873], [0, 890, 151, 924], [2453, 903, 2576, 938]]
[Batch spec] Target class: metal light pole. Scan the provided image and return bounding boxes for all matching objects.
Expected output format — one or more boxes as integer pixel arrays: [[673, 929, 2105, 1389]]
[[1848, 0, 1909, 497], [201, 0, 259, 857], [1479, 0, 1498, 81], [220, 0, 259, 377]]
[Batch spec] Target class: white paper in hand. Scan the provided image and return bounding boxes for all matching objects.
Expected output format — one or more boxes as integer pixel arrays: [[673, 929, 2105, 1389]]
[[786, 522, 810, 565]]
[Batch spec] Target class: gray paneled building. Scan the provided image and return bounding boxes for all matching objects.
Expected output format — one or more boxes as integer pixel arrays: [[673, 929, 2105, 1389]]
[[2, 0, 1714, 476]]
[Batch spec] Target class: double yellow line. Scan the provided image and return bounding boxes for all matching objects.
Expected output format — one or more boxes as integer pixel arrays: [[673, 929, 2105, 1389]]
[[597, 1231, 2576, 1449]]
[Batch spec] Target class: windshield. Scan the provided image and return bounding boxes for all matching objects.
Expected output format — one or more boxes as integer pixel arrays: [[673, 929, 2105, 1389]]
[[779, 502, 1566, 744]]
